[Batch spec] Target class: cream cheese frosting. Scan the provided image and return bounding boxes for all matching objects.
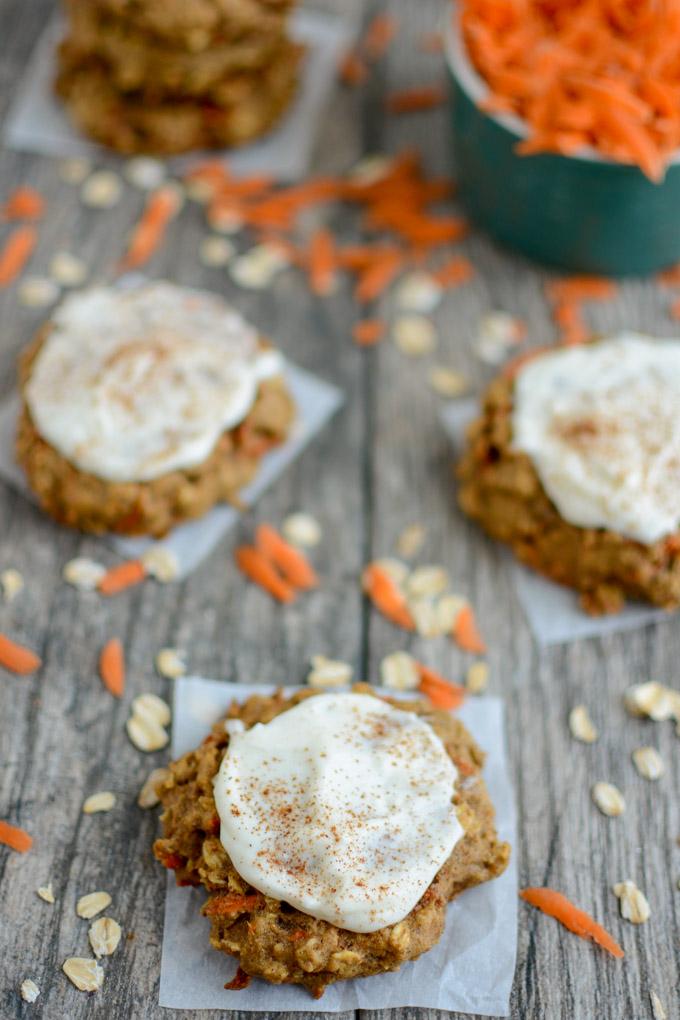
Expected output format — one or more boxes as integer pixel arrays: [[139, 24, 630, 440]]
[[213, 693, 463, 933], [24, 282, 284, 482], [512, 333, 680, 544]]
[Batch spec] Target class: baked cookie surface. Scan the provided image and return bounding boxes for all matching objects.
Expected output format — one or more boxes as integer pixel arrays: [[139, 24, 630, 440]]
[[63, 0, 287, 97], [55, 40, 303, 155], [153, 686, 510, 997], [457, 335, 680, 614], [16, 283, 295, 537]]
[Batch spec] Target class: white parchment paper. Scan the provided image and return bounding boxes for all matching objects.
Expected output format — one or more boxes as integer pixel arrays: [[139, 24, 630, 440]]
[[440, 400, 674, 645], [0, 362, 343, 578], [3, 9, 355, 180], [159, 677, 517, 1016]]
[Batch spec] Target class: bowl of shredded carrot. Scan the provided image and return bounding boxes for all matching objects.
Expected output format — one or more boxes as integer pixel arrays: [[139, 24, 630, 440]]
[[447, 0, 680, 275]]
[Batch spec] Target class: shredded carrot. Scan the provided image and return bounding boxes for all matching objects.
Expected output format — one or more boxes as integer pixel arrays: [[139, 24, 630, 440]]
[[235, 545, 296, 604], [417, 664, 466, 710], [204, 892, 263, 917], [386, 85, 446, 114], [307, 228, 336, 296], [224, 967, 251, 991], [120, 184, 181, 270], [452, 605, 487, 654], [363, 13, 398, 61], [255, 524, 318, 590], [657, 262, 680, 286], [99, 637, 125, 698], [434, 254, 475, 287], [97, 559, 147, 596], [362, 563, 414, 631], [461, 0, 680, 181], [0, 226, 36, 286], [355, 252, 403, 303], [339, 49, 368, 86], [546, 276, 617, 304], [3, 186, 45, 221], [520, 888, 624, 959], [352, 318, 385, 346], [0, 633, 41, 675], [0, 819, 33, 853]]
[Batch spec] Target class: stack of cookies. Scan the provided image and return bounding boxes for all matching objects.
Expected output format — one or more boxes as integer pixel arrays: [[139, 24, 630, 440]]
[[55, 0, 303, 155]]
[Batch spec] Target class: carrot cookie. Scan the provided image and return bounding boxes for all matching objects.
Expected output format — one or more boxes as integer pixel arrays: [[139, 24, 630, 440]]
[[55, 41, 302, 155], [62, 3, 286, 98], [153, 686, 510, 997], [16, 282, 295, 537], [457, 334, 680, 614], [55, 0, 301, 154], [87, 0, 295, 50]]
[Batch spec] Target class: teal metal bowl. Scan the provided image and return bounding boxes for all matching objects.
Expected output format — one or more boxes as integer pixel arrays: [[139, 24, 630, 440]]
[[445, 14, 680, 276]]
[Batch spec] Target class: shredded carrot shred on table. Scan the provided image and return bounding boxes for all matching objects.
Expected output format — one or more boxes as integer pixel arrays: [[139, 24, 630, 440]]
[[521, 888, 624, 958], [417, 664, 466, 710], [235, 546, 296, 604], [452, 604, 487, 653], [119, 184, 181, 270], [386, 85, 446, 114], [338, 49, 368, 86], [461, 0, 680, 181], [0, 633, 41, 675], [0, 226, 36, 286], [2, 186, 45, 221], [307, 228, 337, 296], [255, 524, 318, 590], [352, 318, 386, 346], [0, 819, 33, 853], [97, 559, 147, 596], [362, 563, 415, 631], [363, 13, 399, 61], [99, 638, 125, 698]]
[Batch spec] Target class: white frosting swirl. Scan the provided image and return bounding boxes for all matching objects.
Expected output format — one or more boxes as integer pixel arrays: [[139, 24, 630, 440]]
[[213, 693, 463, 933], [25, 282, 283, 482], [512, 333, 680, 544]]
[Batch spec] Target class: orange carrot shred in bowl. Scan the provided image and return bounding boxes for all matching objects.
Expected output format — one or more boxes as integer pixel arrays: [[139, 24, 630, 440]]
[[460, 0, 680, 181]]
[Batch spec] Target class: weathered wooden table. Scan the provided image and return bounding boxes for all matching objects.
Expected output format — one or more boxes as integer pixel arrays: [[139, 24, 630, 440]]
[[1, 1, 678, 1017]]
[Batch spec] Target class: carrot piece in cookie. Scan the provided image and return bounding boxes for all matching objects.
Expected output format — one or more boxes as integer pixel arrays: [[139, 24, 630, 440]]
[[97, 559, 147, 596], [2, 186, 45, 221], [99, 638, 125, 698], [235, 546, 296, 604], [224, 967, 251, 991], [204, 892, 263, 917], [453, 605, 487, 653], [0, 819, 33, 853], [0, 633, 41, 675], [521, 888, 624, 959], [255, 524, 318, 590], [119, 184, 181, 271], [418, 664, 466, 710], [0, 226, 37, 286], [362, 563, 414, 630]]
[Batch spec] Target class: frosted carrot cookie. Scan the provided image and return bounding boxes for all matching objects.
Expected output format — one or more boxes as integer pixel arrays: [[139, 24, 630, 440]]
[[457, 334, 680, 614], [153, 686, 510, 997], [16, 282, 294, 537]]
